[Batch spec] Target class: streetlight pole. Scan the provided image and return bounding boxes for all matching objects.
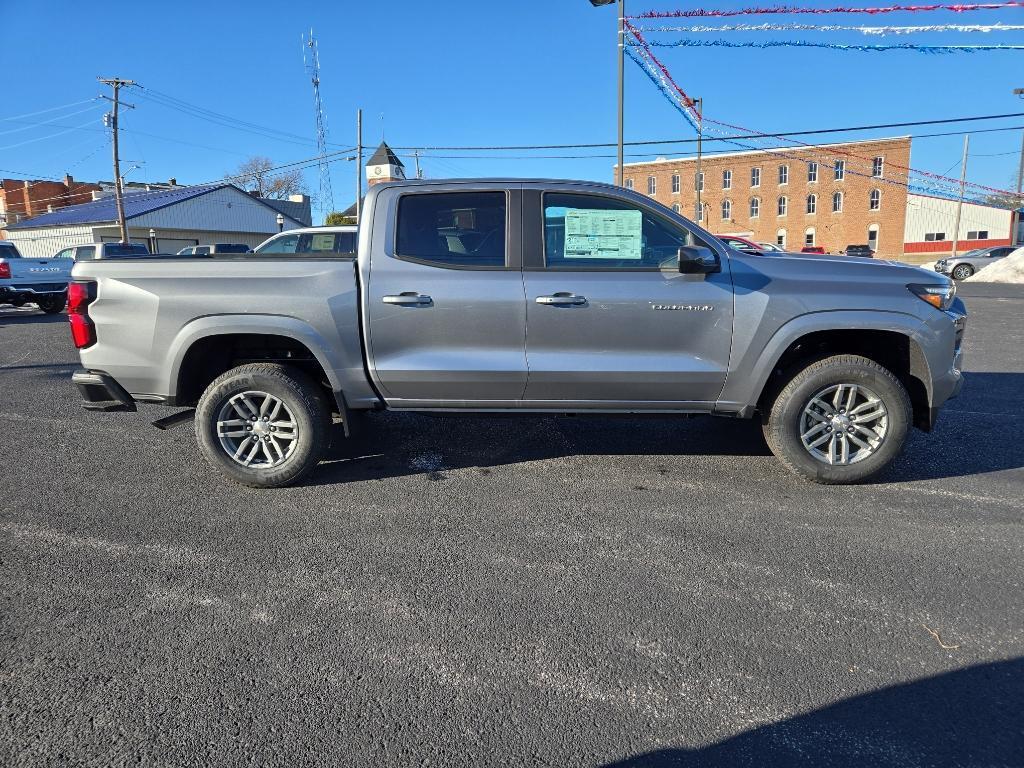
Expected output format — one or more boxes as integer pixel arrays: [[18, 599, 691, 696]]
[[590, 0, 625, 186], [617, 0, 625, 187]]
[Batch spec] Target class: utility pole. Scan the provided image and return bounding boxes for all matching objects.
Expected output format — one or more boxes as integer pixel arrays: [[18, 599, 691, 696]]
[[950, 134, 969, 259], [695, 97, 703, 223], [414, 149, 423, 180], [1014, 88, 1024, 246], [98, 77, 135, 243], [1014, 129, 1024, 246], [356, 109, 363, 224]]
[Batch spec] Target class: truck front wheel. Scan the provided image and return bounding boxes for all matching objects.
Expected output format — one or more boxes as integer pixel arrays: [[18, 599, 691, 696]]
[[763, 355, 911, 484], [195, 363, 330, 488]]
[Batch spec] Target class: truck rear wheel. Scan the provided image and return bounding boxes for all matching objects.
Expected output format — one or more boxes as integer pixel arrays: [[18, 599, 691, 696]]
[[36, 294, 66, 314], [195, 363, 330, 488], [763, 355, 911, 484]]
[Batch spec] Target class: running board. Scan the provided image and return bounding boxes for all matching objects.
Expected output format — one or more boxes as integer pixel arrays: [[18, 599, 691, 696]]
[[152, 409, 195, 430]]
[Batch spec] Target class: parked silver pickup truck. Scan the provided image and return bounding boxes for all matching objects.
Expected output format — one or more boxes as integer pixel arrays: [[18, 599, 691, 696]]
[[0, 240, 72, 313], [69, 179, 966, 487]]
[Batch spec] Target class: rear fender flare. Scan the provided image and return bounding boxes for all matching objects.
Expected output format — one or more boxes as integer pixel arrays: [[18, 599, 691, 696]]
[[165, 314, 343, 403]]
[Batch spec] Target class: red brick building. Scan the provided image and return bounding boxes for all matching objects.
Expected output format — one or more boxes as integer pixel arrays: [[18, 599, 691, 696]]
[[0, 175, 101, 231], [619, 137, 912, 258]]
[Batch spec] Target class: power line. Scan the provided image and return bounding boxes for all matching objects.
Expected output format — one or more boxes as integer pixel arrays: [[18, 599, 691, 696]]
[[388, 111, 1024, 152], [0, 98, 100, 123]]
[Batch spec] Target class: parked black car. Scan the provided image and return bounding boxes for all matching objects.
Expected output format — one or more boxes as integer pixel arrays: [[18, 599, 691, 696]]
[[844, 244, 875, 258]]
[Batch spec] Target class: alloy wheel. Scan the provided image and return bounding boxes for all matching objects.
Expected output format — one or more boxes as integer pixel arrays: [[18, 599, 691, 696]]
[[216, 390, 298, 468], [799, 383, 889, 466]]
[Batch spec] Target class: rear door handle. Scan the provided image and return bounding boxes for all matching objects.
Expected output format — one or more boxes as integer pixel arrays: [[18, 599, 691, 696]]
[[382, 292, 433, 306], [536, 293, 587, 306]]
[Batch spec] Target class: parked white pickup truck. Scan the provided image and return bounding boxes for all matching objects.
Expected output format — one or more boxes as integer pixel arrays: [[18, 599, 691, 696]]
[[0, 240, 72, 313]]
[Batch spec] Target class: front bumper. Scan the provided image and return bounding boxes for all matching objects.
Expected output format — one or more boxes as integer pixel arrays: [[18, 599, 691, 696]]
[[71, 369, 137, 412], [933, 262, 952, 275]]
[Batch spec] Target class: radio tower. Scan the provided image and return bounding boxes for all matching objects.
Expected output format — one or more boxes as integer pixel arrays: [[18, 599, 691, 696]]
[[304, 30, 334, 216]]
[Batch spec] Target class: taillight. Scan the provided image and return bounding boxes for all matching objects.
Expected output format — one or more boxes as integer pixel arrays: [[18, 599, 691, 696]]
[[68, 281, 97, 349], [0, 262, 10, 279]]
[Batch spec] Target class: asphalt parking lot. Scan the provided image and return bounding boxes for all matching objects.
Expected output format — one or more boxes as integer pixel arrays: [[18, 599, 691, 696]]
[[1, 284, 1022, 767]]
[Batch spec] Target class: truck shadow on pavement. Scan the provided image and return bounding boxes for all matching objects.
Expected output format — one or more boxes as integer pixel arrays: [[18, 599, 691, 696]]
[[314, 371, 1024, 486], [0, 310, 67, 325], [602, 657, 1023, 768]]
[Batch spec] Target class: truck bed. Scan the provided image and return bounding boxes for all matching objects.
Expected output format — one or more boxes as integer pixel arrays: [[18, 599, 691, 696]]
[[71, 256, 378, 408]]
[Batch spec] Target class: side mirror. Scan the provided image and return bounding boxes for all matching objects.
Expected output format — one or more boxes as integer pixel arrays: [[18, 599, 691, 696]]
[[677, 246, 720, 274]]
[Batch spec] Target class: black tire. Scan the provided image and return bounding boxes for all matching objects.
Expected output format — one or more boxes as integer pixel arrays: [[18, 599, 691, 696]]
[[951, 263, 974, 281], [195, 363, 331, 488], [36, 295, 66, 314], [763, 354, 912, 484]]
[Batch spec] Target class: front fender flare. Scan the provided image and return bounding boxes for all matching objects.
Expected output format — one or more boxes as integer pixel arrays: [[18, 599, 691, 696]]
[[718, 309, 929, 414]]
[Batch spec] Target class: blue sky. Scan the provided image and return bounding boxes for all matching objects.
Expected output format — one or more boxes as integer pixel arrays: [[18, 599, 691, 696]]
[[2, 0, 1022, 217]]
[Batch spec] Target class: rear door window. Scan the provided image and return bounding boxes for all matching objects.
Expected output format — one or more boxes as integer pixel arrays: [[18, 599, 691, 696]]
[[76, 246, 96, 260], [396, 192, 507, 267], [194, 246, 211, 255]]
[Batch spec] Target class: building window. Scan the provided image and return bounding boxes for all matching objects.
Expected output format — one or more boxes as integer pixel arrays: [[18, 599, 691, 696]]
[[967, 230, 989, 240], [806, 194, 817, 214], [721, 199, 732, 220], [834, 160, 845, 181], [807, 162, 818, 183], [868, 224, 879, 252], [750, 197, 760, 218], [777, 196, 787, 216], [722, 169, 732, 190], [776, 229, 787, 247], [832, 191, 843, 213], [778, 165, 789, 185], [804, 228, 816, 246], [624, 178, 633, 190], [672, 203, 680, 213], [695, 172, 704, 193], [751, 167, 761, 188], [869, 188, 881, 211], [671, 174, 680, 194], [647, 176, 656, 196], [872, 156, 884, 178], [924, 232, 946, 242]]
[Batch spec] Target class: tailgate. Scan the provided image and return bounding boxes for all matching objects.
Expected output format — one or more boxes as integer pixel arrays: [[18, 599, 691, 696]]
[[8, 258, 71, 285]]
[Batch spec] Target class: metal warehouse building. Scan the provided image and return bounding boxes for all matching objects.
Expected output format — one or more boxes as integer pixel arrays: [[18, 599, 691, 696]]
[[2, 184, 309, 257]]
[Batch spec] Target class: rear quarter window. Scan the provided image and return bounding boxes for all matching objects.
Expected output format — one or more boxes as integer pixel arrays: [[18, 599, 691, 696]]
[[396, 192, 506, 267]]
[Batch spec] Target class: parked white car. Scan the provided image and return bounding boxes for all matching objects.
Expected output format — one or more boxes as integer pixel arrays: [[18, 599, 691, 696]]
[[253, 226, 357, 255]]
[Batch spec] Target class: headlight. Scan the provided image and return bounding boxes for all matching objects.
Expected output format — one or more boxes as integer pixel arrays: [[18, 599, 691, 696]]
[[908, 282, 956, 311]]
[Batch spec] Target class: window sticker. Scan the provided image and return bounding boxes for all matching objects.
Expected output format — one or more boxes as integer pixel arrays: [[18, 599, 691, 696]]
[[563, 208, 642, 260], [311, 233, 336, 251]]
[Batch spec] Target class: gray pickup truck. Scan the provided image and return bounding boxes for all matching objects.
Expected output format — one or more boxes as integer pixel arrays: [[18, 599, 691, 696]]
[[69, 179, 966, 487]]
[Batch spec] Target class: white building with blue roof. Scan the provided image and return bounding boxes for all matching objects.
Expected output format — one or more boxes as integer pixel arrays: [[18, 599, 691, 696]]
[[2, 183, 308, 257]]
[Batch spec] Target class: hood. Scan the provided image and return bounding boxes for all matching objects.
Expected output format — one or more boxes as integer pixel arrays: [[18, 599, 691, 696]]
[[730, 251, 949, 285]]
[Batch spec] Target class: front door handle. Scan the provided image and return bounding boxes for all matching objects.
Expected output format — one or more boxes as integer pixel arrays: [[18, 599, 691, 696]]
[[536, 293, 587, 306], [382, 292, 433, 306]]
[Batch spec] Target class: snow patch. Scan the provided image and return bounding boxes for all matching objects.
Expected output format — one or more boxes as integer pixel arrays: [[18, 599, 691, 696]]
[[966, 247, 1024, 283]]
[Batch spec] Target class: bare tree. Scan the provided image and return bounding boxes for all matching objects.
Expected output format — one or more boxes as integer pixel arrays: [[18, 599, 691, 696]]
[[226, 156, 307, 199]]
